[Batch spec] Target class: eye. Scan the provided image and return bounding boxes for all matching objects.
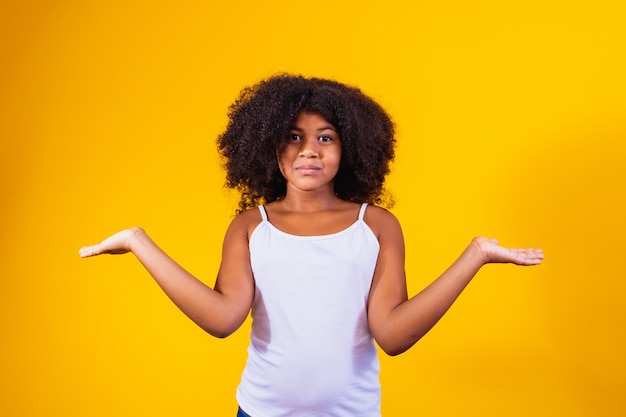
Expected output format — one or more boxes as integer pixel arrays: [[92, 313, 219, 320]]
[[289, 134, 301, 141], [319, 135, 333, 142]]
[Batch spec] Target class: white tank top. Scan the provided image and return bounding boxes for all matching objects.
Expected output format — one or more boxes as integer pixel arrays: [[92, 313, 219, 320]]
[[236, 203, 382, 417]]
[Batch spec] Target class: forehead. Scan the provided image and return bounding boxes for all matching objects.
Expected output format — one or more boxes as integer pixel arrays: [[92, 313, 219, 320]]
[[291, 111, 336, 130]]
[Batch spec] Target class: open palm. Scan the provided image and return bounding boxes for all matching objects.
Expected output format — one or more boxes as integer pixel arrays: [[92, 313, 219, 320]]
[[473, 237, 544, 266], [79, 227, 142, 258]]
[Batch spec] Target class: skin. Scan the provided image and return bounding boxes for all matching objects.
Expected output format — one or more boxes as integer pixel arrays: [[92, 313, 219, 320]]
[[79, 111, 544, 354]]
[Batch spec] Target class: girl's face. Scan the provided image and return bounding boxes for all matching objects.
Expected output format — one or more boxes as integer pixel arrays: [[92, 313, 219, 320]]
[[278, 111, 342, 196]]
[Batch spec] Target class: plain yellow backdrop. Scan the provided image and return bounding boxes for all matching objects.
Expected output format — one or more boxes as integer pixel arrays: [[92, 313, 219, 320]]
[[1, 1, 625, 416]]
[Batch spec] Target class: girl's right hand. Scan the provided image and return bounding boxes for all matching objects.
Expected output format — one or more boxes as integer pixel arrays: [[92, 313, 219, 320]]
[[79, 227, 144, 258]]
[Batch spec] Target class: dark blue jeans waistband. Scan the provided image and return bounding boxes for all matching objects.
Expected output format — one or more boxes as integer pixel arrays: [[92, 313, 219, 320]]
[[237, 406, 251, 417]]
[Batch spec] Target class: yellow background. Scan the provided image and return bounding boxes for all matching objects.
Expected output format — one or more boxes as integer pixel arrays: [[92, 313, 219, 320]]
[[1, 1, 625, 415]]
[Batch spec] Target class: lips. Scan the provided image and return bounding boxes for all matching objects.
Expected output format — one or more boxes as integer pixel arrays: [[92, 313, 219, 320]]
[[296, 165, 322, 175]]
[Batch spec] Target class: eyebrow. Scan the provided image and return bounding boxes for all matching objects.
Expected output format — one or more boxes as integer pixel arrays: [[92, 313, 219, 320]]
[[289, 125, 337, 132]]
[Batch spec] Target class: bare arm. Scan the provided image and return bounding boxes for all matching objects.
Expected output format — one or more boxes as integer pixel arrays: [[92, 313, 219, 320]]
[[366, 210, 544, 356], [79, 218, 255, 338]]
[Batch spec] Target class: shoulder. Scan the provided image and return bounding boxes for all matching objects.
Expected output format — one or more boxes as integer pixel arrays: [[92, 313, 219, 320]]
[[226, 206, 264, 240], [363, 204, 401, 229], [363, 204, 403, 240]]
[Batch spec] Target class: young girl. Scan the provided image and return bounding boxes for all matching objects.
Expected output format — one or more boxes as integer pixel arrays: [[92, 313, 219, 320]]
[[79, 74, 544, 417]]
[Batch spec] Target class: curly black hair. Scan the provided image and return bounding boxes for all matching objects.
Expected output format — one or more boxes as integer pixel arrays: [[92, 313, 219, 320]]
[[217, 74, 396, 214]]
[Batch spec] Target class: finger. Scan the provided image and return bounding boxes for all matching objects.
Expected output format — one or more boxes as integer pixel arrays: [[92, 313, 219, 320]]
[[78, 246, 92, 257], [518, 252, 544, 265], [511, 248, 544, 256], [78, 244, 101, 258], [524, 249, 544, 259]]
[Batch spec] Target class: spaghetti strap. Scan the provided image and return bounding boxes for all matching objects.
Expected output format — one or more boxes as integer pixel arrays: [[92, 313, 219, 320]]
[[358, 203, 368, 220], [258, 205, 268, 221]]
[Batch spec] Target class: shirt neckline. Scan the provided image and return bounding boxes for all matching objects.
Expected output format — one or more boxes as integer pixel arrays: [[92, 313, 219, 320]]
[[263, 218, 363, 240]]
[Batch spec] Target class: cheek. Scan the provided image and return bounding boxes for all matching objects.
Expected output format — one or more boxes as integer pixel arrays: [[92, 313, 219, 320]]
[[330, 148, 342, 168]]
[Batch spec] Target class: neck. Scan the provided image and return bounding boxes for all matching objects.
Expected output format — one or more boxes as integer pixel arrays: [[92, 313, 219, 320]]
[[278, 188, 343, 212]]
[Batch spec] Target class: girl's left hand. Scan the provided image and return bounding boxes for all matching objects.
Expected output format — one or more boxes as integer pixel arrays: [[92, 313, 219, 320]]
[[473, 237, 544, 266], [78, 227, 143, 258]]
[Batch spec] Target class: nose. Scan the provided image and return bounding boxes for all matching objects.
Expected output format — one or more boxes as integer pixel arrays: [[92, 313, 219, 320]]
[[298, 137, 319, 157]]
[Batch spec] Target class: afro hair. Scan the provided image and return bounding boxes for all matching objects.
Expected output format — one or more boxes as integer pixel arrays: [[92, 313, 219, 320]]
[[217, 74, 396, 214]]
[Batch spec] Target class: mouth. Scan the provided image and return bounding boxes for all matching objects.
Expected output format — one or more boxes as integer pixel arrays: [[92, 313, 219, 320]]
[[296, 165, 321, 175]]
